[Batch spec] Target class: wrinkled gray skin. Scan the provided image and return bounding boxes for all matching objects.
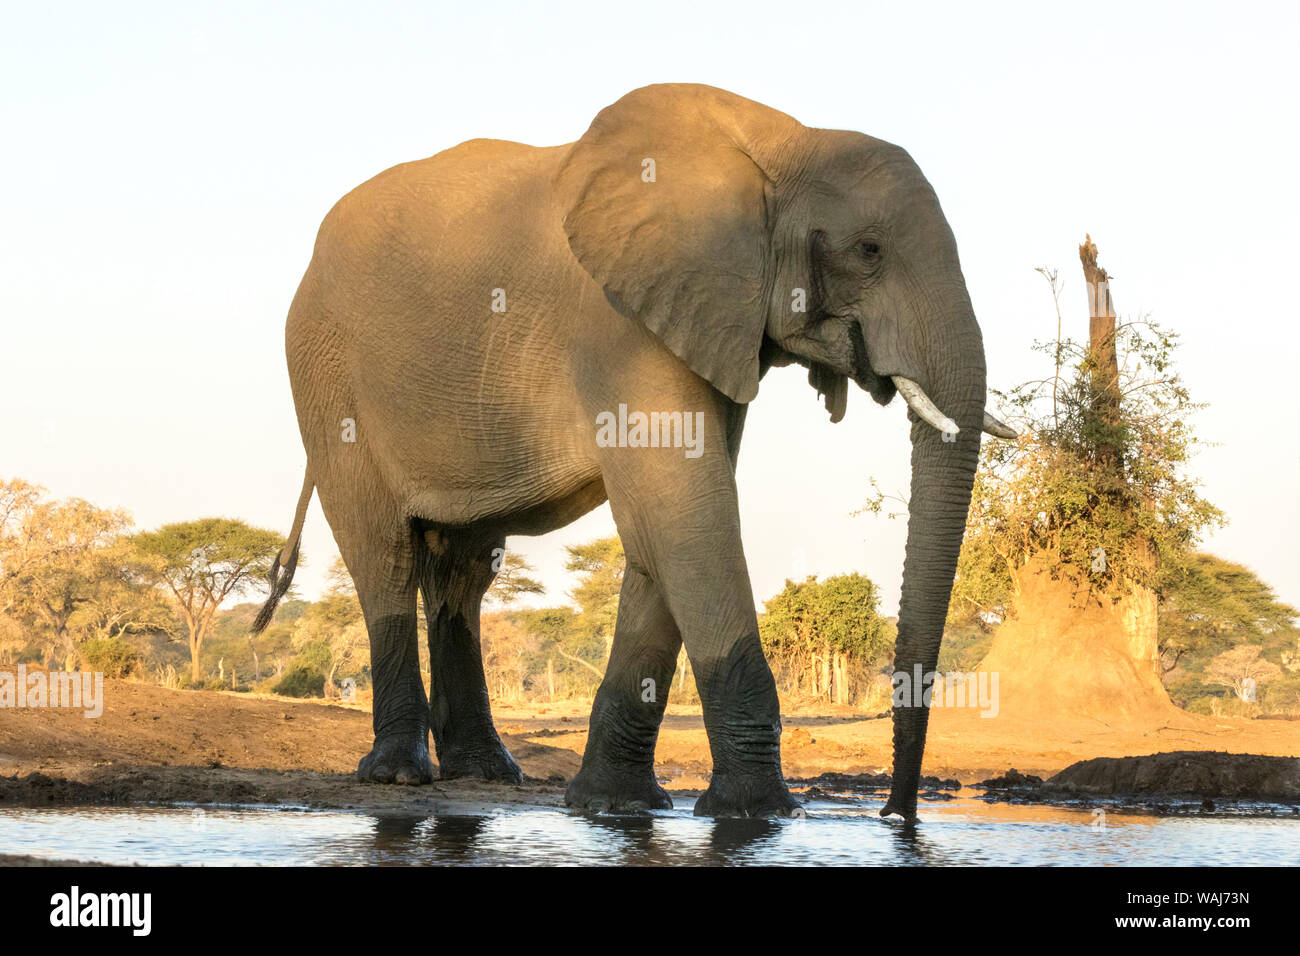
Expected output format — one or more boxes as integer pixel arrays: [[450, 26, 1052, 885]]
[[254, 84, 991, 820]]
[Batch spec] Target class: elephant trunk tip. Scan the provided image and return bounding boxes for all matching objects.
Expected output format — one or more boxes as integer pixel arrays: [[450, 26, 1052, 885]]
[[880, 797, 918, 823]]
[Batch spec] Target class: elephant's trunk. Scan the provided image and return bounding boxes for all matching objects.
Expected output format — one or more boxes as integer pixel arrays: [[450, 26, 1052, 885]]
[[880, 306, 985, 821]]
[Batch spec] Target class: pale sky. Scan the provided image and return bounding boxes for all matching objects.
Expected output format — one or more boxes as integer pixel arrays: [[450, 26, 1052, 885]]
[[2, 1, 1297, 614]]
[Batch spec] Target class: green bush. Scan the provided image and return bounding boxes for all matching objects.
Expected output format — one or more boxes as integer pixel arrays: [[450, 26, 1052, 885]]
[[252, 676, 280, 695], [938, 627, 995, 673], [291, 640, 333, 675], [273, 666, 325, 698], [79, 636, 140, 678], [1182, 693, 1259, 717], [1165, 674, 1218, 709]]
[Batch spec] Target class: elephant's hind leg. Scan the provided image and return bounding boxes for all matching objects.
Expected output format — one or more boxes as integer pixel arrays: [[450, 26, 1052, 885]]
[[565, 566, 677, 812], [323, 497, 433, 786], [419, 529, 523, 783]]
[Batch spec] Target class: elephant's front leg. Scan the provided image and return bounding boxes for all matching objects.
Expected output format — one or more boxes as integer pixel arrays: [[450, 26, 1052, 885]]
[[566, 567, 678, 812], [601, 465, 798, 817], [687, 627, 798, 817]]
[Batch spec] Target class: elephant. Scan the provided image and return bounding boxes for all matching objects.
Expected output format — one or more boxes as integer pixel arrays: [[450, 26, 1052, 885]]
[[251, 83, 1014, 820]]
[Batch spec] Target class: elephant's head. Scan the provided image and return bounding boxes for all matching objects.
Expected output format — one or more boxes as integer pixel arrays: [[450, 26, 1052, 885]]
[[556, 84, 1013, 820]]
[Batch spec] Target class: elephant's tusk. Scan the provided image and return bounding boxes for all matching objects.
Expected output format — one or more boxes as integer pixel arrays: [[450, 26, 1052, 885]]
[[891, 376, 959, 436], [981, 410, 1018, 440]]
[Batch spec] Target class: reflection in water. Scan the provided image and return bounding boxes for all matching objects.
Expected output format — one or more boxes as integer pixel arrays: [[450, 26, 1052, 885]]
[[884, 820, 940, 867], [576, 814, 786, 865], [1, 795, 1297, 867], [363, 814, 490, 865], [580, 814, 677, 865], [708, 818, 783, 862]]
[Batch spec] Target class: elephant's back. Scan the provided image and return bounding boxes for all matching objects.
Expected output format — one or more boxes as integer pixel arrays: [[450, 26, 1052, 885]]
[[286, 136, 603, 520], [304, 138, 579, 324], [317, 138, 569, 252]]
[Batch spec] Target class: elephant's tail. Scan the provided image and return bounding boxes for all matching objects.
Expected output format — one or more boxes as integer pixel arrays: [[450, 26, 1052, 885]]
[[251, 470, 314, 635]]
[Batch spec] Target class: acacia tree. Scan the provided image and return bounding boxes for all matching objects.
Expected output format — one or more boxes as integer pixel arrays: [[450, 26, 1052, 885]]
[[133, 518, 285, 683], [511, 605, 601, 696], [484, 550, 544, 607], [0, 478, 48, 608], [0, 614, 24, 664], [22, 502, 134, 667], [502, 539, 624, 698], [480, 613, 538, 701], [564, 536, 624, 661], [69, 538, 177, 641], [1204, 645, 1283, 703], [1158, 553, 1296, 675], [0, 480, 165, 668]]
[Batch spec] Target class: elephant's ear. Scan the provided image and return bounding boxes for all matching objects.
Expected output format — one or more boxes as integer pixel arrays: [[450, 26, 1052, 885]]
[[554, 85, 783, 404]]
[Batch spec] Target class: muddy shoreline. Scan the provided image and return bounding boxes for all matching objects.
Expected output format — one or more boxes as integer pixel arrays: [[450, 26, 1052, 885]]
[[1, 679, 1297, 818], [4, 756, 1298, 820]]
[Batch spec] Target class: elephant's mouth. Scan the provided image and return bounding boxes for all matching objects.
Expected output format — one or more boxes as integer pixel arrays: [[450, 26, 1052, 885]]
[[849, 322, 898, 407]]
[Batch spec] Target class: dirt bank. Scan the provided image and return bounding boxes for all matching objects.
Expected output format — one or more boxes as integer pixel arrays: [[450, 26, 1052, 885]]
[[1043, 751, 1300, 800], [0, 678, 1296, 811]]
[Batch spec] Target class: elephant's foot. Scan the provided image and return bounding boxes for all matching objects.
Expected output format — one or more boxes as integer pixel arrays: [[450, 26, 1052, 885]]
[[357, 733, 434, 785], [565, 764, 673, 813], [435, 734, 523, 783], [693, 771, 800, 818]]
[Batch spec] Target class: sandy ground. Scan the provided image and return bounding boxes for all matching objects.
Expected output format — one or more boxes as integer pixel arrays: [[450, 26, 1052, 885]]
[[0, 678, 1296, 811]]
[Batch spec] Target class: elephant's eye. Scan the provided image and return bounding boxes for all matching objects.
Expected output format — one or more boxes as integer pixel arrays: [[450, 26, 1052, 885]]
[[859, 240, 881, 259]]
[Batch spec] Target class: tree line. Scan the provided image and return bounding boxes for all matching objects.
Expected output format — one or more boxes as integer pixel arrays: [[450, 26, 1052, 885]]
[[0, 482, 901, 707]]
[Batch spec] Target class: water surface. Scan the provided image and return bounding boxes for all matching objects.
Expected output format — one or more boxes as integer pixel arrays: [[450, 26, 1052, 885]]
[[2, 795, 1297, 866]]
